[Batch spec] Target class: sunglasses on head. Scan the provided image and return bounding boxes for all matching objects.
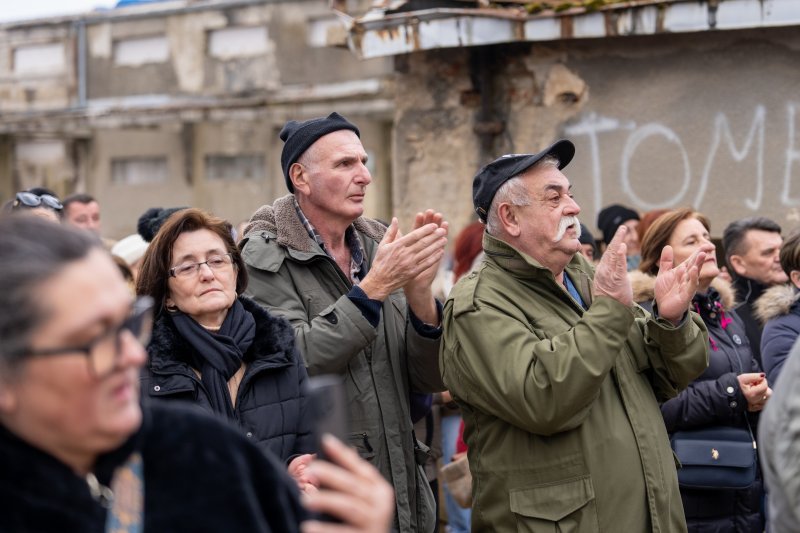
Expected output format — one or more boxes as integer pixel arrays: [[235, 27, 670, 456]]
[[14, 191, 63, 211]]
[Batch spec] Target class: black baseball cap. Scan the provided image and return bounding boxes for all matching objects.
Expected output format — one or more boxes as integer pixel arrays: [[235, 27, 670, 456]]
[[472, 139, 575, 222]]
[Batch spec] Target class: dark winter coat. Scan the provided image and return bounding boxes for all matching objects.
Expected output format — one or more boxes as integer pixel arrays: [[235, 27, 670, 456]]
[[631, 272, 764, 533], [0, 402, 306, 532], [731, 276, 768, 368], [754, 283, 800, 386], [142, 296, 314, 461]]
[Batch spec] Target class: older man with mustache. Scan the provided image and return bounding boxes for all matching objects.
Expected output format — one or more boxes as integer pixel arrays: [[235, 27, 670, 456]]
[[440, 140, 710, 532]]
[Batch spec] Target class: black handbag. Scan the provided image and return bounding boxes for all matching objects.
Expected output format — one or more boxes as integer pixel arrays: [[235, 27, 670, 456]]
[[670, 425, 757, 490]]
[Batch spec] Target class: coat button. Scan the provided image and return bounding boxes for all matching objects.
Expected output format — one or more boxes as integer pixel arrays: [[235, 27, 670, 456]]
[[726, 386, 734, 394], [153, 385, 161, 392], [246, 432, 253, 438], [730, 401, 738, 408]]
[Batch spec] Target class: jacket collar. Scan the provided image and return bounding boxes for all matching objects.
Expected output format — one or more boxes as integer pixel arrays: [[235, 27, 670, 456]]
[[244, 194, 386, 254], [482, 231, 594, 304], [732, 275, 768, 304], [148, 296, 295, 372]]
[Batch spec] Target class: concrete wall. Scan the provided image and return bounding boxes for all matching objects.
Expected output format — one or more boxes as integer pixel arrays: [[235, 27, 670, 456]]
[[394, 27, 800, 239]]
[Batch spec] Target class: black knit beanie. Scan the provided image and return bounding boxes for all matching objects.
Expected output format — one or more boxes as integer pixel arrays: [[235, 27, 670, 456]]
[[279, 112, 360, 192], [596, 204, 639, 245], [137, 207, 188, 242]]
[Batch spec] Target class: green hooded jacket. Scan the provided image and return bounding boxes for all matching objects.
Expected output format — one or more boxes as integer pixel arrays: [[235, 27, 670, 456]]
[[240, 195, 444, 532], [440, 233, 709, 532]]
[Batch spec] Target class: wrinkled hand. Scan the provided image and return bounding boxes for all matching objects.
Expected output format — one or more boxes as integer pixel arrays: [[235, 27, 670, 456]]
[[301, 434, 395, 533], [359, 216, 447, 302], [288, 454, 319, 495], [738, 373, 771, 412], [653, 246, 706, 325], [592, 225, 633, 307], [404, 210, 450, 294]]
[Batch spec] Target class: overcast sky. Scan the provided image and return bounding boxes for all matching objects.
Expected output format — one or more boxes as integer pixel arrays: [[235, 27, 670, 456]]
[[0, 0, 119, 23]]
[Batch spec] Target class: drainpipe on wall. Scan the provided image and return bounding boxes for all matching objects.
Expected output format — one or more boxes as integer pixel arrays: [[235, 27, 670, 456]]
[[470, 47, 504, 164], [76, 19, 87, 109]]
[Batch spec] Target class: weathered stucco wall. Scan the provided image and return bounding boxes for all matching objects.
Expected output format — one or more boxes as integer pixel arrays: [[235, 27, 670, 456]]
[[395, 27, 800, 240]]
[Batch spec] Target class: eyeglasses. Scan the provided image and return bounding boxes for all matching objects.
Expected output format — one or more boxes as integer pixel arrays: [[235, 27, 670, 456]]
[[169, 253, 233, 278], [13, 191, 63, 211], [26, 296, 154, 377]]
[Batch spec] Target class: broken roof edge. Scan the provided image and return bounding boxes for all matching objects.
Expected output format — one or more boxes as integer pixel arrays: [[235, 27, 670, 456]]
[[346, 0, 800, 59]]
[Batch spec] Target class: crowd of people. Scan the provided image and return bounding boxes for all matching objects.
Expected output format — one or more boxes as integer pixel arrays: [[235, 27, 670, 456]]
[[2, 110, 800, 533]]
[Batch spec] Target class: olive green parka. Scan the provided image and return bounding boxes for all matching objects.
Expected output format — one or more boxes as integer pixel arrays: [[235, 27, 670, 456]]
[[440, 233, 709, 532], [240, 195, 444, 532]]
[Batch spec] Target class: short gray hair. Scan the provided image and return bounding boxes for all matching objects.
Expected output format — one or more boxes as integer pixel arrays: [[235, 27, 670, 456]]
[[485, 156, 560, 236], [0, 215, 100, 372]]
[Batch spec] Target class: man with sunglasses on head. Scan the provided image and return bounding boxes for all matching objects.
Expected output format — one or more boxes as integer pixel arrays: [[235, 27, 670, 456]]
[[6, 187, 63, 222]]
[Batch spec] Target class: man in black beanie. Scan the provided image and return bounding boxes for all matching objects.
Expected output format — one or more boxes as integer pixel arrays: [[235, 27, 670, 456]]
[[597, 203, 641, 270], [241, 112, 447, 533]]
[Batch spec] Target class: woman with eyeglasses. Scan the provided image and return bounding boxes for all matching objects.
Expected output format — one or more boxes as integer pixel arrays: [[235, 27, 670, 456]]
[[136, 208, 317, 492], [0, 213, 396, 532], [5, 187, 63, 222]]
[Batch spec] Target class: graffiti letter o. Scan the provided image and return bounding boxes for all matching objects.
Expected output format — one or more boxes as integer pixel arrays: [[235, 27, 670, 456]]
[[621, 123, 691, 209]]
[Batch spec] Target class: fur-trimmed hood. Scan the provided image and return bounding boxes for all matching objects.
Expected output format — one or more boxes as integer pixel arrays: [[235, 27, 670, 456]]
[[243, 194, 385, 253], [147, 295, 295, 370], [629, 270, 737, 311], [754, 284, 800, 324]]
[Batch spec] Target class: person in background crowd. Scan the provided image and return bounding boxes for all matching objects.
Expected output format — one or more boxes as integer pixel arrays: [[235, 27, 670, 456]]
[[755, 227, 800, 385], [578, 222, 598, 262], [635, 207, 768, 532], [136, 208, 316, 492], [137, 206, 189, 243], [0, 214, 395, 533], [62, 193, 101, 235], [442, 140, 708, 531], [597, 203, 641, 270], [723, 217, 788, 367], [758, 337, 800, 533], [112, 233, 149, 284], [7, 187, 62, 222], [241, 112, 447, 532]]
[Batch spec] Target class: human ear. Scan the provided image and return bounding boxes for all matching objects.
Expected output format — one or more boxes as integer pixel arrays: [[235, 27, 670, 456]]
[[499, 204, 521, 237], [790, 270, 800, 289], [729, 255, 747, 277], [290, 163, 310, 195]]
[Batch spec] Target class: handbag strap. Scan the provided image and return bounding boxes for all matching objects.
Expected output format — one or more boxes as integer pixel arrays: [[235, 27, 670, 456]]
[[724, 333, 757, 450]]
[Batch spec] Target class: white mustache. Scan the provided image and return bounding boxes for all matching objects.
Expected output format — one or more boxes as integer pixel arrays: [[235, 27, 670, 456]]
[[553, 216, 581, 242]]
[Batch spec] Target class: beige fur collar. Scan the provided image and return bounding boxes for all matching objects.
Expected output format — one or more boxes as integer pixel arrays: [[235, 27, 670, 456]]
[[754, 284, 799, 324], [244, 194, 386, 252], [629, 270, 737, 311]]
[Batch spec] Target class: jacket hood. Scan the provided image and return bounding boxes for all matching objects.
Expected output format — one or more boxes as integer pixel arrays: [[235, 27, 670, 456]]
[[753, 284, 799, 324], [148, 296, 295, 370], [243, 194, 386, 253], [629, 271, 737, 311]]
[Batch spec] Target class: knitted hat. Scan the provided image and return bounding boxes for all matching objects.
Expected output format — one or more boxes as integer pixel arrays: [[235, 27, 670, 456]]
[[597, 204, 639, 245], [137, 207, 187, 242], [279, 112, 360, 192], [111, 234, 149, 267]]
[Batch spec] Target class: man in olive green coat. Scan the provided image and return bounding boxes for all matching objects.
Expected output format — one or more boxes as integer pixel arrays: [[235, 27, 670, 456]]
[[241, 113, 448, 532], [441, 140, 709, 532]]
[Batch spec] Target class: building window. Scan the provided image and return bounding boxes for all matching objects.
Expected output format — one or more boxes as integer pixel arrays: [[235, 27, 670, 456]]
[[111, 157, 168, 185], [208, 27, 268, 59], [205, 154, 265, 181], [114, 35, 170, 66], [13, 43, 65, 75]]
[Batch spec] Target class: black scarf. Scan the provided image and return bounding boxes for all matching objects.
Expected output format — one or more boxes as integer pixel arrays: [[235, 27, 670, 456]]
[[170, 299, 256, 419]]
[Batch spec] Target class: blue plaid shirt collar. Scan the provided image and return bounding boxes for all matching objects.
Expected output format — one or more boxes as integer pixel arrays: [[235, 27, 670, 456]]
[[293, 197, 366, 283]]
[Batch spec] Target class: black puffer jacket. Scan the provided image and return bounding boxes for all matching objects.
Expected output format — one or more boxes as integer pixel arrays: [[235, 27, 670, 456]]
[[142, 296, 314, 461], [631, 273, 764, 533]]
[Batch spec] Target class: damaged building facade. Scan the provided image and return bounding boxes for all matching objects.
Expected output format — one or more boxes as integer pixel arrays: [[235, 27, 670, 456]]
[[0, 0, 394, 237], [346, 0, 800, 237]]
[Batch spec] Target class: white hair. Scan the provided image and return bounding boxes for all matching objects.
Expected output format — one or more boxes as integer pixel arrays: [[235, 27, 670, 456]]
[[485, 156, 561, 236]]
